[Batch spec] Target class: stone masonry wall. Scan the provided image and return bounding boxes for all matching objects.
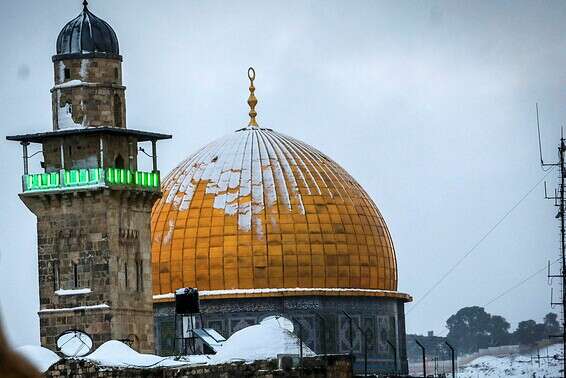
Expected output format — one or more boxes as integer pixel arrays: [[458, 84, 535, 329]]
[[21, 188, 157, 353], [51, 57, 126, 129], [45, 355, 353, 378]]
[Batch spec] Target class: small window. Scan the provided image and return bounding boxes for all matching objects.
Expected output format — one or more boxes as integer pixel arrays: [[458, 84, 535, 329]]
[[73, 262, 79, 288], [114, 67, 119, 80], [124, 262, 129, 288], [64, 68, 71, 80]]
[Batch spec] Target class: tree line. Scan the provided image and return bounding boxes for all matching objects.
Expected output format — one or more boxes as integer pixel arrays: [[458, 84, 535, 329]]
[[407, 306, 561, 361], [445, 306, 560, 354]]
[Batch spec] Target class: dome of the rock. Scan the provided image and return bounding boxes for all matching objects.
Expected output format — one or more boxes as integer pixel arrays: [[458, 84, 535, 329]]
[[151, 126, 408, 301]]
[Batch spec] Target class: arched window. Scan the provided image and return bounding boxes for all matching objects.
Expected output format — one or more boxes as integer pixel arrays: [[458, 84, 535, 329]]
[[114, 94, 122, 128], [114, 154, 125, 169]]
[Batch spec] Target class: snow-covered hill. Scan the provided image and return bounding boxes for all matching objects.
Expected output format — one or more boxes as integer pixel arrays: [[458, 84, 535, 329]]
[[459, 343, 563, 378]]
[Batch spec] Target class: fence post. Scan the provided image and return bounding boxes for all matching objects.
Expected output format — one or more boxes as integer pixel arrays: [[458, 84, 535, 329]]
[[415, 340, 426, 378], [343, 311, 368, 377], [445, 341, 456, 378]]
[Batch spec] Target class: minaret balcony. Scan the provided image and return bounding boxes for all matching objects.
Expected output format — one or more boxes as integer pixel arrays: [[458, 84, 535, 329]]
[[22, 167, 160, 193]]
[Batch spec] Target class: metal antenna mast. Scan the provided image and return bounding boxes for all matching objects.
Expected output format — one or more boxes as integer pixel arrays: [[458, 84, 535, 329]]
[[539, 104, 566, 377]]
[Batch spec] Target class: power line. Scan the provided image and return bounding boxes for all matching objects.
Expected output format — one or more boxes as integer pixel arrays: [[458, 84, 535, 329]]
[[483, 258, 561, 308], [407, 167, 555, 316], [428, 258, 561, 338]]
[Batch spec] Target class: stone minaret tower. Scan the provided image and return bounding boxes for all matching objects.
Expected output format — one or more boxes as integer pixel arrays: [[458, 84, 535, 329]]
[[7, 2, 171, 353]]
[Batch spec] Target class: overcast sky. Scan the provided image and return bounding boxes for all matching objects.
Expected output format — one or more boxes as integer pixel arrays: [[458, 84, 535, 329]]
[[1, 0, 566, 347]]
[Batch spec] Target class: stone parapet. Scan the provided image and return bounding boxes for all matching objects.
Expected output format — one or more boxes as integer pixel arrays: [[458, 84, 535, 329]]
[[45, 355, 353, 378]]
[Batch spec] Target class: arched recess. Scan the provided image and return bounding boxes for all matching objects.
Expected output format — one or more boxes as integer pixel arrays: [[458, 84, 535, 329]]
[[114, 94, 122, 128]]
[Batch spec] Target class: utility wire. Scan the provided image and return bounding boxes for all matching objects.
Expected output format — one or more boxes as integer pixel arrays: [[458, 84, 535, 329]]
[[482, 258, 561, 308], [407, 168, 555, 316], [430, 258, 561, 338]]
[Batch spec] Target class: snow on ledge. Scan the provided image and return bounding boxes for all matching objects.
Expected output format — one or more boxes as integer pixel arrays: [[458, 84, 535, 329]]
[[154, 287, 406, 300], [55, 288, 92, 296], [39, 304, 109, 313], [53, 79, 95, 89]]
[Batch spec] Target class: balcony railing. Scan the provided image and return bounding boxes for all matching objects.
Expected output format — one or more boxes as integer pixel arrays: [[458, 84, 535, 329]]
[[22, 168, 160, 193]]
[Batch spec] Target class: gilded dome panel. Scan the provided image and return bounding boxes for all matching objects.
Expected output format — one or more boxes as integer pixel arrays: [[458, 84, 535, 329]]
[[151, 127, 401, 299]]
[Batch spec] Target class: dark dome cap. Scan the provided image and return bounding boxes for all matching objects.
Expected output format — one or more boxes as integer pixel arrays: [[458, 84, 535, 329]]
[[56, 1, 119, 57]]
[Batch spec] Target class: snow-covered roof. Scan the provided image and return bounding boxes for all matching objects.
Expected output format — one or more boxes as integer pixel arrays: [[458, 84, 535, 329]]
[[15, 315, 311, 371], [211, 315, 314, 363], [16, 345, 60, 373]]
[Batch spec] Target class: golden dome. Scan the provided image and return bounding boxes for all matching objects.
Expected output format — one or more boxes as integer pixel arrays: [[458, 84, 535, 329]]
[[151, 126, 409, 302]]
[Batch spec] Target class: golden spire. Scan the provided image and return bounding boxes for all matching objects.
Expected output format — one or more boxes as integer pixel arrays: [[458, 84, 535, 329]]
[[247, 67, 258, 127]]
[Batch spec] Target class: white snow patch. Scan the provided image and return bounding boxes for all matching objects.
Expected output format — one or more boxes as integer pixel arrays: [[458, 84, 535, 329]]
[[39, 304, 109, 313], [457, 343, 563, 378], [16, 345, 60, 373], [211, 316, 314, 363], [79, 59, 90, 80], [57, 101, 82, 129], [58, 62, 66, 83], [53, 79, 91, 89], [261, 315, 294, 332], [55, 288, 91, 296], [83, 340, 206, 368], [164, 128, 308, 232], [16, 316, 312, 372]]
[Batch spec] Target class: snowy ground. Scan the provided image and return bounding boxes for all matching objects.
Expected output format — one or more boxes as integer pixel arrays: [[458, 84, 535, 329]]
[[16, 315, 312, 372], [459, 343, 563, 378]]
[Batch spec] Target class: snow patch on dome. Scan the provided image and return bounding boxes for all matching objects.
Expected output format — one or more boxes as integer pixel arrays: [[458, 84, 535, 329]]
[[164, 129, 307, 233]]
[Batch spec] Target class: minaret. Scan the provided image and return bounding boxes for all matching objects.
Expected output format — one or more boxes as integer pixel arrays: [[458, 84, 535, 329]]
[[7, 2, 171, 353]]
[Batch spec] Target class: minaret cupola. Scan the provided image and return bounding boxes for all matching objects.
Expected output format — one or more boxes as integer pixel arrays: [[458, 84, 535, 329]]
[[52, 1, 125, 130], [56, 1, 119, 57]]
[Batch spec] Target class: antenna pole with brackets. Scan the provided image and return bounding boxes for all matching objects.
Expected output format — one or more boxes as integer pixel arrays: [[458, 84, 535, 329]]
[[539, 104, 566, 377]]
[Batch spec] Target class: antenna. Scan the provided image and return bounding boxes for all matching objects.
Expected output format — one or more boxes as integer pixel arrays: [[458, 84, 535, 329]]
[[539, 104, 566, 375], [537, 103, 545, 166]]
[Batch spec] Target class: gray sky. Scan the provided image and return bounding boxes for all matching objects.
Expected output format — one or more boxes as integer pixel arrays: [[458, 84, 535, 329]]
[[1, 0, 566, 346]]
